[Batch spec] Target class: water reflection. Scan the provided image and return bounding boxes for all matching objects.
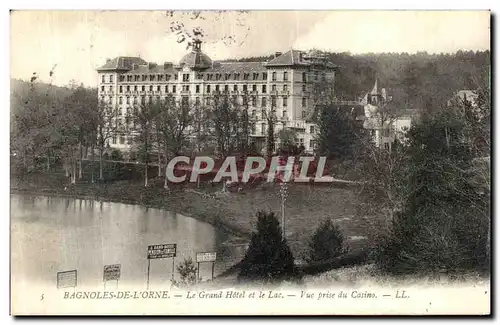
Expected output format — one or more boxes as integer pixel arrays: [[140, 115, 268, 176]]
[[11, 194, 246, 290]]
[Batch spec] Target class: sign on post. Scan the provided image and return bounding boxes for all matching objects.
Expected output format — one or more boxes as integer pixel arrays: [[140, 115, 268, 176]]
[[148, 244, 176, 259], [196, 252, 217, 263], [103, 264, 121, 282], [57, 270, 77, 289], [146, 243, 177, 290], [196, 251, 217, 281]]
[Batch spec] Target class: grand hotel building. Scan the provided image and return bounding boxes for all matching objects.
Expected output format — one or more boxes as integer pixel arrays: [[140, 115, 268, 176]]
[[96, 41, 337, 154]]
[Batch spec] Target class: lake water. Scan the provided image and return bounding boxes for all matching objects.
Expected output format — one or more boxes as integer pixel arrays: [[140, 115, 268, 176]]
[[11, 194, 248, 291]]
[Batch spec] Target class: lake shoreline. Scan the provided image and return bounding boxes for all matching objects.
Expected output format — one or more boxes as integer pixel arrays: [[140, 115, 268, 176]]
[[10, 186, 253, 242]]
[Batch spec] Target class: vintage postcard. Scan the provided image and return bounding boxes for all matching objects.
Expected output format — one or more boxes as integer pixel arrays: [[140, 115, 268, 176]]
[[10, 10, 491, 315]]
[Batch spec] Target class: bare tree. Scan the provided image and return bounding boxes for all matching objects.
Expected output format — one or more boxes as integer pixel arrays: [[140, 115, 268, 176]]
[[93, 100, 123, 181]]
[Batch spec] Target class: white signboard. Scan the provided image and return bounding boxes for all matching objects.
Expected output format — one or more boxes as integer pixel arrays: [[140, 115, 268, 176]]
[[196, 252, 217, 263]]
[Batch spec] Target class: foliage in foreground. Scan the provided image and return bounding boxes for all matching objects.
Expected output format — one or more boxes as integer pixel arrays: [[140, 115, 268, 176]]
[[374, 100, 490, 275]]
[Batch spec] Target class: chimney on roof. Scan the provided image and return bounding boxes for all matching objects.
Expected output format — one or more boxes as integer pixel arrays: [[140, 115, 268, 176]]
[[274, 52, 282, 59], [163, 62, 173, 69]]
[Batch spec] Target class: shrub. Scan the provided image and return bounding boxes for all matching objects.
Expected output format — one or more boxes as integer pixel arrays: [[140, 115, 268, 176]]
[[238, 211, 298, 283], [176, 257, 198, 286], [110, 149, 123, 161], [307, 218, 348, 264]]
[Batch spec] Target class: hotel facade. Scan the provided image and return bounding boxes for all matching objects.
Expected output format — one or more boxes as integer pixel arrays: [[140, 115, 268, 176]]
[[96, 41, 338, 155]]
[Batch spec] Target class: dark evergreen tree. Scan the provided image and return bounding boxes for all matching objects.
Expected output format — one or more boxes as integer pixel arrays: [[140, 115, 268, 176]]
[[307, 219, 348, 264], [238, 211, 297, 283], [317, 105, 365, 160]]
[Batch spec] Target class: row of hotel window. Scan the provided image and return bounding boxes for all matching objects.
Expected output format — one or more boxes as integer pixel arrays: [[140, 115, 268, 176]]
[[110, 134, 316, 148], [101, 83, 308, 94], [103, 94, 309, 108], [102, 71, 322, 83]]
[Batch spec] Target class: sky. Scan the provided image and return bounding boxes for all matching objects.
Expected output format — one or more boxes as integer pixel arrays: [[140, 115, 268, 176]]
[[10, 10, 490, 87]]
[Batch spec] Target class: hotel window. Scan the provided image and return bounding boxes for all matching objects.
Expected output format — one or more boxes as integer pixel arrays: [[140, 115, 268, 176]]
[[302, 84, 306, 92], [166, 74, 171, 81], [158, 74, 164, 81], [283, 97, 288, 107], [310, 140, 314, 149], [112, 136, 117, 144], [141, 85, 145, 91], [224, 85, 229, 92], [272, 84, 276, 92], [196, 85, 200, 93], [109, 86, 113, 92], [141, 97, 145, 105], [150, 75, 155, 81], [127, 75, 132, 82], [252, 84, 257, 92], [282, 110, 287, 118], [252, 110, 256, 117], [302, 72, 307, 82], [283, 72, 288, 81], [243, 96, 248, 106], [253, 73, 259, 80], [119, 97, 123, 104], [271, 96, 276, 108], [283, 84, 288, 92], [134, 75, 140, 81], [234, 73, 240, 80], [207, 74, 213, 81], [173, 85, 176, 93], [157, 85, 161, 91], [183, 74, 189, 82], [196, 73, 204, 80], [216, 74, 221, 81], [299, 138, 304, 146], [206, 85, 211, 93], [262, 72, 267, 80], [314, 71, 318, 81], [119, 136, 125, 145], [215, 85, 220, 92], [195, 97, 200, 105], [134, 85, 138, 91], [101, 75, 105, 83], [261, 123, 266, 134], [310, 126, 315, 133], [165, 85, 169, 93], [101, 86, 104, 92], [149, 85, 153, 91], [126, 85, 130, 92], [142, 75, 147, 81], [243, 85, 248, 92], [243, 73, 249, 80], [261, 109, 266, 116], [262, 85, 267, 93], [252, 96, 256, 107], [119, 75, 125, 82], [302, 110, 306, 118], [133, 96, 137, 104], [109, 75, 114, 83], [174, 74, 179, 80], [156, 96, 161, 103], [302, 97, 307, 107], [262, 97, 267, 107], [225, 74, 230, 80], [126, 96, 130, 104], [272, 72, 277, 81]]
